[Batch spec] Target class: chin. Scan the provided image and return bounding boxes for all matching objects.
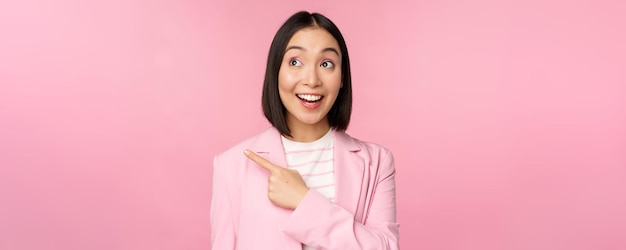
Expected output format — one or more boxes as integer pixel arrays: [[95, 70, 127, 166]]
[[295, 115, 326, 125], [300, 119, 324, 125]]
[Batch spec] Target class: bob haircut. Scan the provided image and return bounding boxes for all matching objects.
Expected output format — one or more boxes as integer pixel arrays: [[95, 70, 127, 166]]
[[262, 11, 352, 137]]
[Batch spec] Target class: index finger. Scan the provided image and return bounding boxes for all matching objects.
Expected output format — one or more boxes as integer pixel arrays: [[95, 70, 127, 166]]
[[244, 149, 279, 173]]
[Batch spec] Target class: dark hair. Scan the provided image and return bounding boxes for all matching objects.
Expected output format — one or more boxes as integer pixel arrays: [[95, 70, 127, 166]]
[[262, 11, 352, 137]]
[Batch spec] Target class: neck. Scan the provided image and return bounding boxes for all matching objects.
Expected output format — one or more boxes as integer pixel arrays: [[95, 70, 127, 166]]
[[285, 119, 330, 143]]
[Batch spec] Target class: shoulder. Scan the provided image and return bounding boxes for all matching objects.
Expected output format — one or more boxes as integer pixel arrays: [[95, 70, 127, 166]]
[[213, 127, 274, 165], [337, 131, 396, 180], [335, 131, 394, 163]]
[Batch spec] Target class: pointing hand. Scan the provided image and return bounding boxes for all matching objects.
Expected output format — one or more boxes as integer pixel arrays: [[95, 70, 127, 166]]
[[244, 149, 309, 210]]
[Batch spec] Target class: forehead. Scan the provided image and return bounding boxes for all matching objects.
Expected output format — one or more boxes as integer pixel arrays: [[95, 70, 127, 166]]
[[286, 27, 340, 51]]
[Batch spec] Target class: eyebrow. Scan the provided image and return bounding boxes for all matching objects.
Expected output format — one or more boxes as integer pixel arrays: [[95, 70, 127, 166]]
[[285, 46, 340, 56]]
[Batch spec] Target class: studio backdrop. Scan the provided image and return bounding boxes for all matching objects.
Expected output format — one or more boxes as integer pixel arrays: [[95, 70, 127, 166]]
[[1, 0, 625, 249]]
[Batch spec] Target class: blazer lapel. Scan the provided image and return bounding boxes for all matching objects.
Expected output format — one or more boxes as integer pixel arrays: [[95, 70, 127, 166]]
[[248, 128, 301, 248], [333, 131, 367, 222]]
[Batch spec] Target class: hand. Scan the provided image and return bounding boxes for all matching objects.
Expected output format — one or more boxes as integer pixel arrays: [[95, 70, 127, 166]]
[[244, 149, 309, 210]]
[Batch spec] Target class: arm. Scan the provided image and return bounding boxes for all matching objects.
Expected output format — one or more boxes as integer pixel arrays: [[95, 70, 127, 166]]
[[282, 149, 399, 249], [209, 156, 237, 249]]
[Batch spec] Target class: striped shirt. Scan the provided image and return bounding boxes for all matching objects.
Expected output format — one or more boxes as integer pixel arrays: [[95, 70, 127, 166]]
[[281, 129, 335, 250], [281, 129, 335, 203]]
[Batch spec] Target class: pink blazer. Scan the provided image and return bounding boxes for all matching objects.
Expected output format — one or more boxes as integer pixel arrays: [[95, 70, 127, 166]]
[[210, 127, 399, 249]]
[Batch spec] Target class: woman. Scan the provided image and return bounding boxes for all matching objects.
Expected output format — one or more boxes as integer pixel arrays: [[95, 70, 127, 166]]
[[210, 11, 399, 249]]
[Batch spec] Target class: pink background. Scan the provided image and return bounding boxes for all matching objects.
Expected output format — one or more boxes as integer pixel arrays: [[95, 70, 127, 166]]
[[1, 0, 625, 249]]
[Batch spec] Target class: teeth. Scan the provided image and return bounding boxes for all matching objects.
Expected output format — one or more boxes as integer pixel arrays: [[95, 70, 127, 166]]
[[297, 94, 322, 102]]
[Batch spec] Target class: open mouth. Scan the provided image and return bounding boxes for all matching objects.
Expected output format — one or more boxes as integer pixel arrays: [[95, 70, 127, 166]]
[[296, 94, 324, 109], [296, 94, 323, 103]]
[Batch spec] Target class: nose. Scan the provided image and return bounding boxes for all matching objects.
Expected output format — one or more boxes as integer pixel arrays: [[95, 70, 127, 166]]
[[302, 65, 321, 87]]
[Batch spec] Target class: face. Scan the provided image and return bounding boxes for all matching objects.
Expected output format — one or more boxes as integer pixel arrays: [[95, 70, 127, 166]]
[[278, 27, 342, 131]]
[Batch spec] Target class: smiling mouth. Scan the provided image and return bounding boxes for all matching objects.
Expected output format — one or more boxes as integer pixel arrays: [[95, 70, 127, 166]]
[[296, 94, 323, 103]]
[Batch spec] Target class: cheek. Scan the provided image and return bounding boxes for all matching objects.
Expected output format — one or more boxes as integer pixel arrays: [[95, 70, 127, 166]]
[[277, 82, 290, 104], [278, 73, 294, 104], [323, 72, 342, 93], [278, 69, 297, 90]]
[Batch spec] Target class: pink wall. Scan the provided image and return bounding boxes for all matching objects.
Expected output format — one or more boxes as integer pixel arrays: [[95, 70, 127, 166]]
[[1, 0, 625, 249]]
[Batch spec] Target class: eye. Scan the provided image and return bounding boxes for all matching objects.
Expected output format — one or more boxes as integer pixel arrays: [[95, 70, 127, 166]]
[[289, 59, 302, 67], [321, 61, 335, 69]]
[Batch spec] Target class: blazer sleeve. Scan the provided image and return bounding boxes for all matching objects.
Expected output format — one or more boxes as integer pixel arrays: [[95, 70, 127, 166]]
[[210, 156, 237, 249], [281, 148, 400, 250]]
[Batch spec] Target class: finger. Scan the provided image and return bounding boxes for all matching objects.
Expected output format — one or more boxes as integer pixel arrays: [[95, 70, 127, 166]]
[[244, 149, 278, 173]]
